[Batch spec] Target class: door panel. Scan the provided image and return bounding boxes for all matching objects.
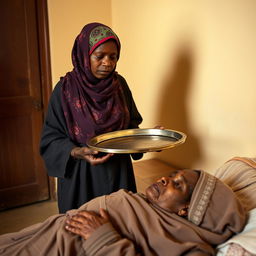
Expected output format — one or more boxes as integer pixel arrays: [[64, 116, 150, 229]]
[[0, 0, 50, 210]]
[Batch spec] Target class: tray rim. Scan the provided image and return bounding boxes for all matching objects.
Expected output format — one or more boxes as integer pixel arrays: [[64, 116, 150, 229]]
[[87, 128, 187, 154]]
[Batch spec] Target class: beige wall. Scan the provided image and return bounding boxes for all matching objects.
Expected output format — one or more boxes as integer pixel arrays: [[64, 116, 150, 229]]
[[47, 0, 111, 84], [47, 0, 256, 172]]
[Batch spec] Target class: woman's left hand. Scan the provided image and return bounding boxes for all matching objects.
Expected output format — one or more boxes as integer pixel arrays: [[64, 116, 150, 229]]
[[153, 125, 164, 152], [84, 152, 114, 165], [71, 146, 113, 165], [153, 125, 164, 129], [65, 208, 110, 240]]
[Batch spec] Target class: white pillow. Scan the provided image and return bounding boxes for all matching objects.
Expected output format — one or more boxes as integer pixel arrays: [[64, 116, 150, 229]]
[[213, 157, 256, 211], [217, 208, 256, 255]]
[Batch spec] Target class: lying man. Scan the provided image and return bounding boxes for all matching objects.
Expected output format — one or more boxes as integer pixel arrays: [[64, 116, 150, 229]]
[[0, 169, 246, 256]]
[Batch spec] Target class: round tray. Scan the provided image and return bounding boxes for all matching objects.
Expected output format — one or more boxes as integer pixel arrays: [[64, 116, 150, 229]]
[[87, 128, 186, 153]]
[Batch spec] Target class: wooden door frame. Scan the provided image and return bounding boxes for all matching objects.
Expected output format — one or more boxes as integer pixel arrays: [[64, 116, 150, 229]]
[[36, 0, 56, 200]]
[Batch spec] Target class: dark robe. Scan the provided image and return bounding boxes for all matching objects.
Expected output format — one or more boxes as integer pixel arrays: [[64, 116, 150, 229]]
[[40, 74, 143, 213]]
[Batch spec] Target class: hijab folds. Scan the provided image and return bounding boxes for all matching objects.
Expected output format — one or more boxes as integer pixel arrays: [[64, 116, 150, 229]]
[[60, 23, 130, 144]]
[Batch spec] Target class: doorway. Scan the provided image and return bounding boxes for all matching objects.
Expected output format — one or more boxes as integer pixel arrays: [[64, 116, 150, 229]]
[[0, 0, 53, 210]]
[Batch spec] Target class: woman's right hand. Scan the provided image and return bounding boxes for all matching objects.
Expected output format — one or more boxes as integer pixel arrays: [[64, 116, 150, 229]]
[[71, 147, 113, 165]]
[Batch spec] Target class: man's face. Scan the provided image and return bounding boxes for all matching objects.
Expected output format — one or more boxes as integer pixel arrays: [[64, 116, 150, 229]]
[[89, 40, 118, 79], [145, 169, 199, 213]]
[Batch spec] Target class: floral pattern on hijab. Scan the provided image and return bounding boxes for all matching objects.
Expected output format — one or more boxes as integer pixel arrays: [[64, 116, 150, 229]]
[[60, 23, 130, 144], [89, 26, 120, 55]]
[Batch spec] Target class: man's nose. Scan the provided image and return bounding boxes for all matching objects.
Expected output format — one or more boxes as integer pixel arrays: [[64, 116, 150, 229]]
[[159, 177, 168, 185]]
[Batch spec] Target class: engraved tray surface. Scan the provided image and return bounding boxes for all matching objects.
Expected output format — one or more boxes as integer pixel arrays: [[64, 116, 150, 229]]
[[87, 128, 186, 153]]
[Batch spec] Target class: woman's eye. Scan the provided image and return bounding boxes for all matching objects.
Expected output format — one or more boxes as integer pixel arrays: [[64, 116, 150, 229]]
[[110, 56, 117, 61], [95, 55, 103, 60]]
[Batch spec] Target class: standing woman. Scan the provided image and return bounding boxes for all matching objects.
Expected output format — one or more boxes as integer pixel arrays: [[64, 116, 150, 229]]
[[40, 22, 143, 213]]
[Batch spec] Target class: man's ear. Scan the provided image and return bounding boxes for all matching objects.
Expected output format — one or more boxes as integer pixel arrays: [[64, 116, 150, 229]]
[[177, 205, 189, 217]]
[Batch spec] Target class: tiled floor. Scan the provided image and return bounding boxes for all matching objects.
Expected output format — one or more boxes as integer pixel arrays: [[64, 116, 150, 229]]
[[0, 200, 58, 235], [0, 159, 175, 235]]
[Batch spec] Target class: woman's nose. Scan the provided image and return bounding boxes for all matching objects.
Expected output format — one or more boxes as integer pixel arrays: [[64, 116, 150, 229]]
[[102, 56, 111, 66]]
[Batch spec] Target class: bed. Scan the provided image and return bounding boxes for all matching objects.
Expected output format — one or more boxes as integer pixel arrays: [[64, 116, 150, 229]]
[[213, 157, 256, 256]]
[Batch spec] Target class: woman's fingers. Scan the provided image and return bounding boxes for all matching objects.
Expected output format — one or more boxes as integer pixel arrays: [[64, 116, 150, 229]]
[[72, 146, 114, 164], [154, 125, 164, 129], [86, 153, 113, 165], [82, 147, 98, 155]]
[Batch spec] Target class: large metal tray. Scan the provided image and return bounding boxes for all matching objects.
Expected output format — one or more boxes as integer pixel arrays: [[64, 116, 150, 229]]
[[87, 128, 186, 153]]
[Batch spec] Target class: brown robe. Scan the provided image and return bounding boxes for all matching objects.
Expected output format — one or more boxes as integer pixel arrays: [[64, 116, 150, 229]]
[[0, 171, 246, 256]]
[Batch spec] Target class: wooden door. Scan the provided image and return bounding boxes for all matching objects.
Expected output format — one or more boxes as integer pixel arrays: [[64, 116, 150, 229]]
[[0, 0, 52, 210]]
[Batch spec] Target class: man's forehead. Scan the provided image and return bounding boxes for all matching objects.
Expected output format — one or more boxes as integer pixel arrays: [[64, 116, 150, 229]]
[[168, 169, 195, 174], [168, 169, 199, 185]]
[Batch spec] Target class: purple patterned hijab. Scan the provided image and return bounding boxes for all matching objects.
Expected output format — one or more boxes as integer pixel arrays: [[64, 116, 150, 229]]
[[60, 23, 130, 144]]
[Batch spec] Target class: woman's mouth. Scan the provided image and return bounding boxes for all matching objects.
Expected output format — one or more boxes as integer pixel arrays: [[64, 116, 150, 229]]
[[98, 70, 111, 74], [95, 70, 112, 79]]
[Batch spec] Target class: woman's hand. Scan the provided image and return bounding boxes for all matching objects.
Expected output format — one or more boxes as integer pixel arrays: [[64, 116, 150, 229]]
[[71, 147, 113, 165], [153, 125, 164, 152], [153, 125, 164, 129], [65, 208, 110, 240]]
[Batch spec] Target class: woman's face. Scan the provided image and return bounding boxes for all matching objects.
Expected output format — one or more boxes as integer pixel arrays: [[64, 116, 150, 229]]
[[90, 40, 118, 79], [146, 169, 199, 213]]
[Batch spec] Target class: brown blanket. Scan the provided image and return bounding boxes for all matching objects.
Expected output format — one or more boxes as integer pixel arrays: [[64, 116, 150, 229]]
[[0, 170, 246, 256]]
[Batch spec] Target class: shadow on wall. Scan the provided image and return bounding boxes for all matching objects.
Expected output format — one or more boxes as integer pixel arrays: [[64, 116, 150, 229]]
[[154, 46, 202, 168]]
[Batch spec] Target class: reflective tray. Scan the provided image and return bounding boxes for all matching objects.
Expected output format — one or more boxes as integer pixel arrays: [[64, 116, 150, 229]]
[[87, 128, 186, 153]]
